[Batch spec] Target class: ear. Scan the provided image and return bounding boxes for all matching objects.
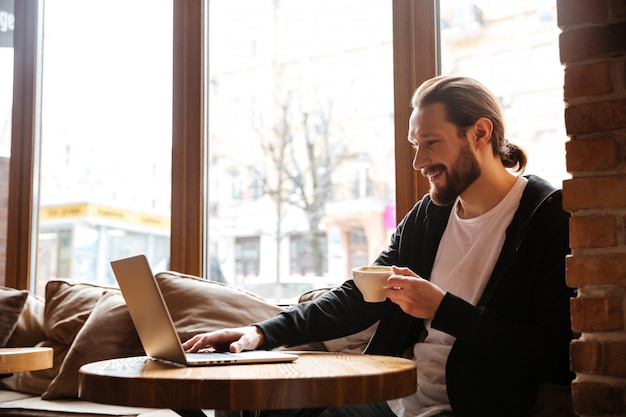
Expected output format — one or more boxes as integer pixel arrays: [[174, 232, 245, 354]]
[[472, 117, 493, 151]]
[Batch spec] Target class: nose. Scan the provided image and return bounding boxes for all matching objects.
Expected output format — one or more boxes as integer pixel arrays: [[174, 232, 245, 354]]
[[412, 146, 429, 171]]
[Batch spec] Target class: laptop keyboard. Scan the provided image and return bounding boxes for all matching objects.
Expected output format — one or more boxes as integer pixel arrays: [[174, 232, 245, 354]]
[[185, 351, 236, 360]]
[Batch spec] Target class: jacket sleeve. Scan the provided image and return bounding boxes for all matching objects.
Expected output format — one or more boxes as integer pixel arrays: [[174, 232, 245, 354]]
[[255, 279, 387, 350], [254, 200, 429, 350]]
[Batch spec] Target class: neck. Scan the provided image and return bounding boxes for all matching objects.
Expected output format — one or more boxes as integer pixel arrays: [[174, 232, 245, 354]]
[[457, 168, 518, 219]]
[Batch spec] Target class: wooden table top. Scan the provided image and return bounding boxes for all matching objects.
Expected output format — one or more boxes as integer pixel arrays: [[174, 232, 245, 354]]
[[0, 347, 54, 374], [79, 352, 417, 411]]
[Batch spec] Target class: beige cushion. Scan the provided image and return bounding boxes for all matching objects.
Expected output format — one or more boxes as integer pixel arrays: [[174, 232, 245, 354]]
[[2, 273, 371, 398], [0, 340, 68, 395], [0, 287, 29, 347], [6, 294, 46, 348], [0, 280, 109, 395], [42, 291, 141, 399], [156, 271, 285, 342], [297, 285, 377, 354], [43, 280, 108, 346]]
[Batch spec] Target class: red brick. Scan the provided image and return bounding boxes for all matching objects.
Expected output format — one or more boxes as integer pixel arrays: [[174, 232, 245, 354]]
[[571, 339, 601, 373], [565, 99, 626, 135], [557, 0, 608, 27], [604, 342, 626, 376], [570, 296, 624, 331], [569, 215, 617, 248], [564, 61, 612, 100], [565, 137, 617, 172], [572, 340, 626, 377], [567, 253, 626, 286], [572, 380, 626, 414], [563, 176, 626, 211], [560, 21, 626, 63]]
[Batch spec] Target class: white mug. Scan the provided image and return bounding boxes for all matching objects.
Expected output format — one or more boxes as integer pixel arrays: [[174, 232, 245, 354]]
[[352, 265, 393, 302]]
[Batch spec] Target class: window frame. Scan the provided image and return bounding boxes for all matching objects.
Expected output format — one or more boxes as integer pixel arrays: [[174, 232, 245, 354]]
[[6, 0, 437, 289]]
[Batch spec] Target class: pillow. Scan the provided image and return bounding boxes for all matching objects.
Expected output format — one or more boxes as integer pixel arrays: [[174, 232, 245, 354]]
[[43, 280, 108, 345], [0, 280, 112, 395], [6, 293, 46, 348], [0, 340, 68, 395], [155, 271, 284, 342], [0, 286, 29, 347], [298, 287, 336, 303], [42, 291, 141, 399], [298, 285, 377, 354]]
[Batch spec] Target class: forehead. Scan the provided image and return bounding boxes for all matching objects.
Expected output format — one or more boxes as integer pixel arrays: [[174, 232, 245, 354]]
[[408, 103, 450, 139]]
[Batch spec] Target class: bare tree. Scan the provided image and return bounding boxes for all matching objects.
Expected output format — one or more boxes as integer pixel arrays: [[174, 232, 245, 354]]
[[254, 89, 348, 299]]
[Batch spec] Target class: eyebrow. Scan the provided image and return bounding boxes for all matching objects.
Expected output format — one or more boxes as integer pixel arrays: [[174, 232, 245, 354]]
[[408, 133, 441, 142]]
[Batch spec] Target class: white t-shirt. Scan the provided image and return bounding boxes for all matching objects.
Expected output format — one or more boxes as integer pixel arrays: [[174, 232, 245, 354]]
[[389, 176, 528, 417]]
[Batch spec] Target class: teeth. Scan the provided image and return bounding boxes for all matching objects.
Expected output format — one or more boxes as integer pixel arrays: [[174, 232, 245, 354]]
[[428, 170, 442, 179]]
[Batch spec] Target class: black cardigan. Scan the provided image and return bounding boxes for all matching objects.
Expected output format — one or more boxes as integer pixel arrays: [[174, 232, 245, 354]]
[[256, 175, 575, 417]]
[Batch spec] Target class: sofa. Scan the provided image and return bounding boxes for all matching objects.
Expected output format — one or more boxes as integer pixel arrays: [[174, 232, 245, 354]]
[[0, 271, 375, 417]]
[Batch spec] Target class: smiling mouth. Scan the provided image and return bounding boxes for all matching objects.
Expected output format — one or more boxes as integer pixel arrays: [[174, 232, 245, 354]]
[[422, 167, 444, 182]]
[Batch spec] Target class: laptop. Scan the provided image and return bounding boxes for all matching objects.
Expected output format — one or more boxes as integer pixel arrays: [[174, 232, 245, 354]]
[[110, 254, 298, 366]]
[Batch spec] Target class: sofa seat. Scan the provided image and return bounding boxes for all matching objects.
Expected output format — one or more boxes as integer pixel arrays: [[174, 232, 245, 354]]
[[0, 393, 183, 416], [0, 272, 375, 417], [0, 388, 216, 416]]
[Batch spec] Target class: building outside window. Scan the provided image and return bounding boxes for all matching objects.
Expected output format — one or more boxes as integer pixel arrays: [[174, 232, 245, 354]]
[[2, 0, 568, 302], [207, 0, 395, 301], [234, 236, 261, 280], [31, 0, 173, 295], [289, 233, 328, 277]]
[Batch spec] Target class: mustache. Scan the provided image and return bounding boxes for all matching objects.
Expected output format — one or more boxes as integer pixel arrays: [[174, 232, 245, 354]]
[[421, 164, 446, 178]]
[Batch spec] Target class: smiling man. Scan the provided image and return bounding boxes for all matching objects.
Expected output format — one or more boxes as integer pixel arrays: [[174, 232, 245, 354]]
[[185, 76, 576, 417]]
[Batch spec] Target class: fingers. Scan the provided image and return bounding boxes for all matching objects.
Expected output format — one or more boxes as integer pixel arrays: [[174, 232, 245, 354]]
[[390, 265, 418, 278], [385, 266, 445, 320], [182, 329, 238, 353], [387, 266, 420, 290], [231, 326, 265, 352], [182, 333, 218, 353], [182, 326, 264, 353]]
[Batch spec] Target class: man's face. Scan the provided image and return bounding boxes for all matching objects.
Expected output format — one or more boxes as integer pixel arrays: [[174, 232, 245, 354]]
[[408, 103, 481, 206]]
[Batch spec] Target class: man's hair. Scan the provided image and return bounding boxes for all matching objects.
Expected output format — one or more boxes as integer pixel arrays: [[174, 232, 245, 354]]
[[411, 75, 527, 172]]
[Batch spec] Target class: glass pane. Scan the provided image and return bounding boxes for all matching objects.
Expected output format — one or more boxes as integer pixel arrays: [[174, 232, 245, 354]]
[[35, 0, 173, 295], [439, 0, 568, 187], [208, 0, 395, 303], [0, 0, 13, 286], [0, 0, 15, 285]]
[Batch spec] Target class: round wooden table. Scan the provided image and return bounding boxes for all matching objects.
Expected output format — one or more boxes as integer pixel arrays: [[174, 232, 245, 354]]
[[0, 347, 53, 374], [79, 352, 416, 414]]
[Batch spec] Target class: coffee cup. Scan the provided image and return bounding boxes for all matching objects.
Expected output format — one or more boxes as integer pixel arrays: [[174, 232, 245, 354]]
[[352, 265, 393, 302]]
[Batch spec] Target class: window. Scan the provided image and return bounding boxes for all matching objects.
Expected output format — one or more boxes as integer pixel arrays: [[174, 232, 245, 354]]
[[0, 0, 13, 286], [6, 1, 436, 290], [234, 236, 260, 281], [30, 0, 173, 294], [353, 154, 372, 199], [289, 233, 328, 277], [439, 0, 568, 187], [347, 227, 368, 271], [208, 0, 396, 290]]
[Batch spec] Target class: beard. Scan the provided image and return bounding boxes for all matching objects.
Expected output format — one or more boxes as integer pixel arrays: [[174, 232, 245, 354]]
[[424, 139, 481, 206]]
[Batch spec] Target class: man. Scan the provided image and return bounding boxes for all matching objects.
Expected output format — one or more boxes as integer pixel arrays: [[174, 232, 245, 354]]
[[184, 76, 575, 417]]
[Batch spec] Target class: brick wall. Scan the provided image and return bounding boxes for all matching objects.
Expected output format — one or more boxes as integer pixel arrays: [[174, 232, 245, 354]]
[[558, 0, 626, 415]]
